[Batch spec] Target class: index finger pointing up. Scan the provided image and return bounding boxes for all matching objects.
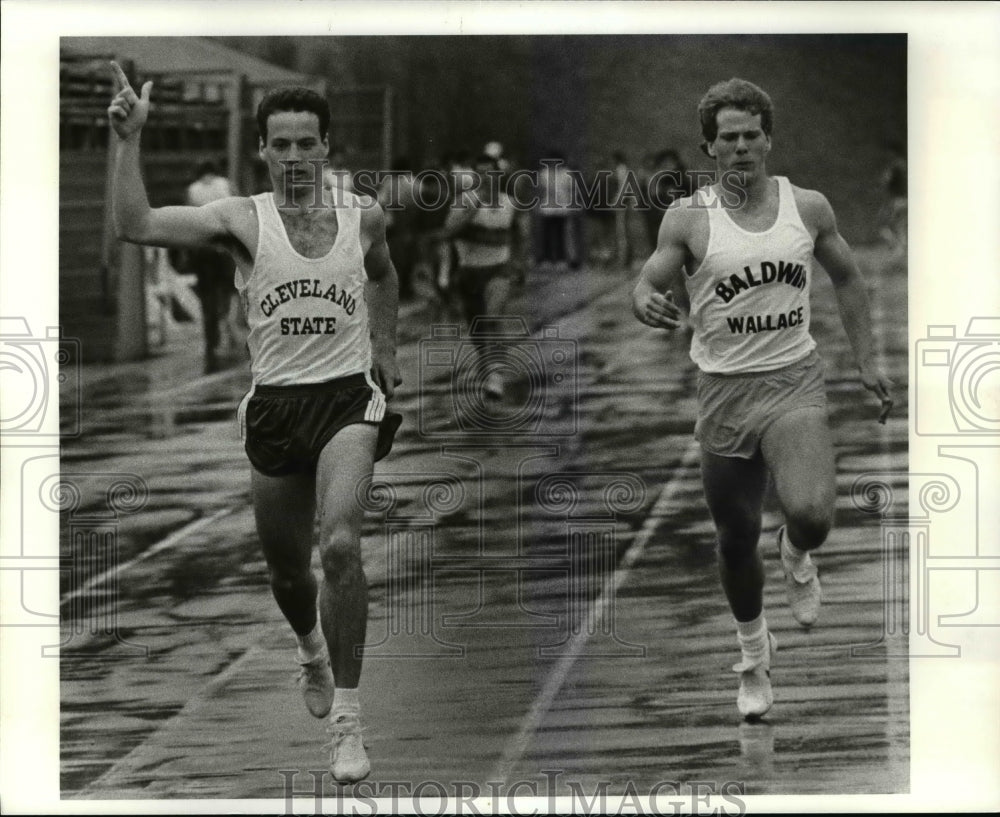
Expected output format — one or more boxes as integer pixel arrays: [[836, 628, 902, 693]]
[[110, 61, 131, 92]]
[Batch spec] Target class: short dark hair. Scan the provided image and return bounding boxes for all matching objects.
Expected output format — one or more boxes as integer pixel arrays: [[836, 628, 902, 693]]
[[698, 78, 774, 143], [256, 87, 330, 142]]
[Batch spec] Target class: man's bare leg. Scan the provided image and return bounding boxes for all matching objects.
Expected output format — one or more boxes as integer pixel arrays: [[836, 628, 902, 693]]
[[761, 406, 834, 627], [314, 422, 378, 783], [252, 467, 335, 717], [700, 449, 769, 622], [700, 448, 775, 718]]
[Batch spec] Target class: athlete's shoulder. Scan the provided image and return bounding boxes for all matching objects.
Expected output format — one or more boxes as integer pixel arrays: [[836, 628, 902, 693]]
[[788, 182, 835, 229], [672, 189, 702, 209], [355, 193, 387, 235], [661, 190, 708, 235], [210, 195, 257, 229]]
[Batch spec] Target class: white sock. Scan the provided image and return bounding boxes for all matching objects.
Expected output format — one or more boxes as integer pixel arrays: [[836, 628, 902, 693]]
[[780, 528, 815, 582], [295, 625, 326, 664], [736, 614, 769, 665], [332, 687, 361, 718]]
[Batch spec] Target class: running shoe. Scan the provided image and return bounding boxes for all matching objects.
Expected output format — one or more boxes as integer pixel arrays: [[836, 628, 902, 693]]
[[297, 654, 335, 719], [325, 712, 370, 783], [733, 631, 777, 720], [778, 525, 821, 627]]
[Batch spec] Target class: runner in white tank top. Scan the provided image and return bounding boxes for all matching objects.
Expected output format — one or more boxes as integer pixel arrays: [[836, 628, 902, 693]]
[[631, 78, 893, 721], [438, 154, 525, 399], [108, 72, 401, 782], [240, 188, 371, 386], [687, 176, 816, 374]]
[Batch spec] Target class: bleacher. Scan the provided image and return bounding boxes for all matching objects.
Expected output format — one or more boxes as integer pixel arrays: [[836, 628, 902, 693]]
[[58, 39, 325, 364]]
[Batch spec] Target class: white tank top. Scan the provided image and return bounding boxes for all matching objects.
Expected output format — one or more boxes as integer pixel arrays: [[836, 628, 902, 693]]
[[686, 176, 816, 374], [237, 191, 371, 385], [454, 192, 516, 268]]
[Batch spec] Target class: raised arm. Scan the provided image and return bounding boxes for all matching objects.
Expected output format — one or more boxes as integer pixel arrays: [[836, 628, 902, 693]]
[[631, 205, 688, 330], [107, 61, 234, 249], [808, 190, 894, 406], [361, 203, 402, 398]]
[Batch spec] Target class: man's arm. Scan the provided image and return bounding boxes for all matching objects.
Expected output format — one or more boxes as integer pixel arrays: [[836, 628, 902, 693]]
[[809, 191, 894, 405], [631, 206, 687, 330], [361, 203, 402, 399], [108, 62, 233, 249], [436, 191, 477, 240]]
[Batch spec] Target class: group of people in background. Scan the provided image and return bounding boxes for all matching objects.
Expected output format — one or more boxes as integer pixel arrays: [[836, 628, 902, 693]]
[[370, 143, 697, 312], [878, 140, 907, 270], [182, 161, 244, 373], [179, 136, 903, 378]]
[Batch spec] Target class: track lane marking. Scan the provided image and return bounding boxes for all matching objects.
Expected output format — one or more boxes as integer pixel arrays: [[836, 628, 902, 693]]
[[493, 437, 703, 783]]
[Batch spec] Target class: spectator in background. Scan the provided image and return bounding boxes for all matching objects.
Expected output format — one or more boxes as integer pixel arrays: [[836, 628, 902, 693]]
[[437, 153, 524, 399], [324, 144, 355, 195], [585, 159, 617, 268], [412, 155, 457, 319], [484, 140, 510, 175], [638, 152, 660, 252], [378, 156, 419, 300], [611, 150, 633, 269], [185, 160, 237, 373], [563, 155, 584, 270], [441, 149, 476, 288], [879, 139, 907, 267], [537, 152, 578, 271], [645, 149, 693, 251], [486, 141, 534, 281]]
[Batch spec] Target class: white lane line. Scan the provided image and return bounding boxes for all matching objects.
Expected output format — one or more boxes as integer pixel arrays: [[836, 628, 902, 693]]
[[494, 437, 703, 784], [79, 642, 268, 796], [60, 506, 236, 606]]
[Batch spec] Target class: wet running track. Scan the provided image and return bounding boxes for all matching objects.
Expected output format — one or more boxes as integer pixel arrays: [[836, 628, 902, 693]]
[[58, 249, 909, 802]]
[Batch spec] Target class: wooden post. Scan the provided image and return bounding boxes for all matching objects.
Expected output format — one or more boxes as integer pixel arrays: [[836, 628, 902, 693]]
[[382, 85, 394, 171], [227, 73, 245, 193]]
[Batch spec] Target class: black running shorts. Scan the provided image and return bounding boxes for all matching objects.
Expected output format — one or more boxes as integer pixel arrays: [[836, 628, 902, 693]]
[[238, 373, 402, 476], [454, 263, 513, 324]]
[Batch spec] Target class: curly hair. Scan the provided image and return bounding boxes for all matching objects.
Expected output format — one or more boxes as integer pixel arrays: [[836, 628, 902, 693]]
[[256, 87, 330, 142], [698, 78, 774, 143]]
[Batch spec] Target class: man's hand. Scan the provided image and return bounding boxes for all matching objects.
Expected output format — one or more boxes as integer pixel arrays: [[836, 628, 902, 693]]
[[107, 61, 152, 141], [633, 288, 682, 331], [859, 363, 895, 423], [371, 347, 402, 400]]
